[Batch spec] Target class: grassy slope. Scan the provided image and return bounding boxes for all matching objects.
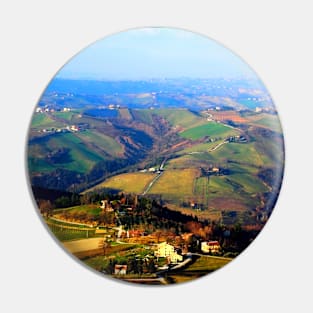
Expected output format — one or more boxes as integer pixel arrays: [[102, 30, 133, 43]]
[[75, 130, 123, 157], [31, 113, 64, 128], [180, 122, 238, 140], [29, 132, 105, 173], [28, 111, 124, 174], [185, 256, 231, 272], [88, 172, 157, 194], [130, 109, 154, 125], [148, 168, 199, 199], [210, 142, 267, 166], [246, 113, 283, 133], [54, 204, 102, 217], [154, 109, 205, 129], [118, 108, 133, 120], [165, 139, 271, 211], [176, 140, 224, 154]]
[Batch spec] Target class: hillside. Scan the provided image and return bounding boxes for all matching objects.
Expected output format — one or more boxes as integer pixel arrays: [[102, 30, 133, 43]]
[[28, 83, 284, 227]]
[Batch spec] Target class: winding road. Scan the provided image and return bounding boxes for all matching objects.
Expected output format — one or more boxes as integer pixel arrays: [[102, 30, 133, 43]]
[[142, 172, 163, 195], [208, 140, 228, 152], [141, 158, 167, 195]]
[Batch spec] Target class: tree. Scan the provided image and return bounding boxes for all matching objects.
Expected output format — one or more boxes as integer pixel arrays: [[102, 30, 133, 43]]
[[148, 258, 156, 273], [102, 239, 111, 256], [38, 199, 53, 217], [138, 259, 144, 275], [106, 259, 115, 274]]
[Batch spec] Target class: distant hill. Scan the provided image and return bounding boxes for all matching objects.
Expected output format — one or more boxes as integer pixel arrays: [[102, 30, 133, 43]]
[[40, 78, 273, 110]]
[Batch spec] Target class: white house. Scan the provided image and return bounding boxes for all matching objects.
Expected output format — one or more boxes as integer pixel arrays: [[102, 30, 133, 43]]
[[154, 242, 183, 263]]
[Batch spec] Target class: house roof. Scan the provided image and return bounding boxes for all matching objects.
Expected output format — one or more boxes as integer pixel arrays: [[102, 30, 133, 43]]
[[208, 241, 220, 245]]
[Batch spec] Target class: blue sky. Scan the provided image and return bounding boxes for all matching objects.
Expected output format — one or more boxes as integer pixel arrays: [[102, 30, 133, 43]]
[[57, 27, 256, 80]]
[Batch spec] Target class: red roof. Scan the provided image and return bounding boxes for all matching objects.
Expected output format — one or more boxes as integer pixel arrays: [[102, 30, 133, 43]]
[[208, 241, 219, 246]]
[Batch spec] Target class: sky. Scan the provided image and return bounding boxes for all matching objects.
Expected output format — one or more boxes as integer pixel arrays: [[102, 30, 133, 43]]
[[57, 27, 256, 80]]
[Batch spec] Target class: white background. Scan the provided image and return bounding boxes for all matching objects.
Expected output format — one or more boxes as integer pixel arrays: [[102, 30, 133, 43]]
[[1, 1, 312, 312]]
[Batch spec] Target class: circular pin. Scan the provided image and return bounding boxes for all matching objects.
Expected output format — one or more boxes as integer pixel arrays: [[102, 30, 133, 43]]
[[27, 27, 284, 285]]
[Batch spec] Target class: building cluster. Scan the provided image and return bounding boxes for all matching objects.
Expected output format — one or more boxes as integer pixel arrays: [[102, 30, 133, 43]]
[[226, 135, 247, 143], [38, 124, 83, 134], [35, 106, 71, 113], [108, 104, 120, 109], [113, 240, 222, 275]]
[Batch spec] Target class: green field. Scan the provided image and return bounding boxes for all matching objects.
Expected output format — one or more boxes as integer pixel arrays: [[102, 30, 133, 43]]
[[210, 142, 266, 166], [28, 132, 105, 174], [180, 122, 237, 140], [31, 113, 63, 128], [177, 140, 225, 155], [154, 109, 205, 129], [88, 172, 157, 194], [228, 173, 267, 194], [54, 204, 102, 217], [52, 111, 75, 121], [46, 220, 97, 241]]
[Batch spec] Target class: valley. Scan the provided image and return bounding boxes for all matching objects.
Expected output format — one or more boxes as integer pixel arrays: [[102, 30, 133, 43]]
[[28, 79, 284, 225], [28, 78, 285, 284]]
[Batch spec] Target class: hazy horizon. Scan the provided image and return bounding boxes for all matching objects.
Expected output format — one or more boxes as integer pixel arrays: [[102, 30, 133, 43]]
[[56, 28, 257, 81]]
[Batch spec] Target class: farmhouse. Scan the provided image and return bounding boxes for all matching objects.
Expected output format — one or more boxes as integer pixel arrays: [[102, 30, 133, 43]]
[[70, 125, 79, 132], [207, 166, 220, 174], [154, 242, 183, 263], [201, 241, 221, 254], [100, 200, 114, 212]]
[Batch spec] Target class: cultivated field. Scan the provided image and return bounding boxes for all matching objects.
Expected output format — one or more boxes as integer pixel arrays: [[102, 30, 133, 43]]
[[88, 172, 157, 194], [211, 110, 248, 123], [180, 122, 238, 140], [147, 168, 200, 199]]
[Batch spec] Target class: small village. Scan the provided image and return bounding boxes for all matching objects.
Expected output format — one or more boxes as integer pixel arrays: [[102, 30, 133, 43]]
[[46, 193, 230, 283]]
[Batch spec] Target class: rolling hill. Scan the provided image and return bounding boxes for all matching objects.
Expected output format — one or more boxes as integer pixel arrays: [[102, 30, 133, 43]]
[[28, 83, 284, 226]]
